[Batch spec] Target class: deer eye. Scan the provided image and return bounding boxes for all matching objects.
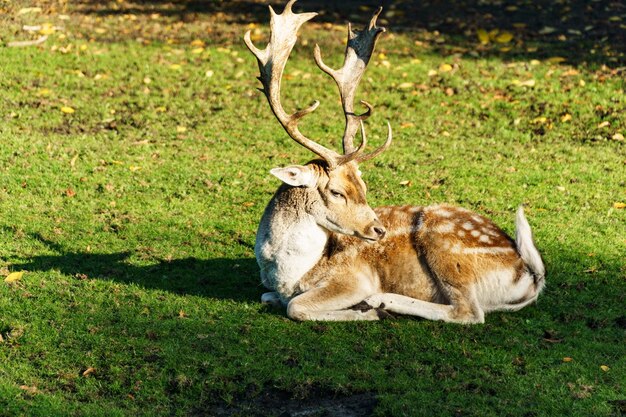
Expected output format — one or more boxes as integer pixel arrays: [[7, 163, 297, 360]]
[[329, 189, 345, 200]]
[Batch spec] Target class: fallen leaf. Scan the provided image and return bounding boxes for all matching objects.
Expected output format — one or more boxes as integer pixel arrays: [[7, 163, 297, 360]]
[[19, 385, 38, 394], [532, 116, 548, 124], [205, 70, 214, 78], [611, 133, 624, 141], [190, 39, 205, 47], [511, 79, 535, 87], [597, 121, 610, 128], [176, 126, 187, 133], [61, 106, 75, 114], [191, 47, 204, 54], [495, 31, 513, 43], [399, 180, 411, 186], [477, 29, 490, 44], [178, 310, 187, 318], [547, 56, 566, 64], [4, 271, 24, 284], [439, 63, 453, 72], [613, 202, 626, 209], [563, 357, 573, 362], [561, 114, 572, 122], [169, 64, 182, 70], [600, 365, 610, 372], [82, 367, 96, 377], [39, 23, 55, 35], [397, 82, 414, 90]]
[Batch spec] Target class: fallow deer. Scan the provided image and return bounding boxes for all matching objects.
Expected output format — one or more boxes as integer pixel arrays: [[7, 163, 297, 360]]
[[245, 1, 545, 323]]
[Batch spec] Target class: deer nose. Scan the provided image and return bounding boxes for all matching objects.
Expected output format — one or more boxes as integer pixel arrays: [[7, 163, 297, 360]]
[[373, 225, 386, 239]]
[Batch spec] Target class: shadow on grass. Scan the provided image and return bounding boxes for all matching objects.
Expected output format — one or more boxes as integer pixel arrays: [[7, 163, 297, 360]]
[[14, 233, 262, 303], [73, 0, 625, 67], [11, 231, 626, 325]]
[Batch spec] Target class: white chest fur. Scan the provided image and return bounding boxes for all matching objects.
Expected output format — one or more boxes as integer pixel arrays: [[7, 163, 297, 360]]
[[255, 214, 328, 301]]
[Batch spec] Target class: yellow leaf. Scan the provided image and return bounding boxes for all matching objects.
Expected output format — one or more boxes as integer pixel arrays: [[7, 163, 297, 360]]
[[205, 70, 214, 78], [597, 121, 610, 128], [561, 114, 572, 122], [612, 133, 624, 141], [176, 126, 187, 133], [439, 63, 453, 72], [600, 365, 610, 372], [562, 357, 573, 362], [169, 64, 182, 70], [399, 180, 411, 186], [191, 47, 204, 54], [477, 29, 490, 44], [532, 116, 547, 124], [39, 23, 55, 35], [129, 166, 142, 172], [60, 106, 75, 114], [613, 202, 626, 209], [547, 56, 566, 64], [5, 271, 24, 284], [190, 39, 205, 47], [37, 88, 52, 96], [495, 31, 513, 43], [427, 69, 438, 77], [397, 82, 414, 90]]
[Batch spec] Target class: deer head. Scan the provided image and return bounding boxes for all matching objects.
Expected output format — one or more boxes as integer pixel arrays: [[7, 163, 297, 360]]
[[245, 1, 391, 241]]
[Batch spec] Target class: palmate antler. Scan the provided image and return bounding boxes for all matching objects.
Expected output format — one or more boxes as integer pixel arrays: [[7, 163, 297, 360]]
[[244, 0, 391, 170]]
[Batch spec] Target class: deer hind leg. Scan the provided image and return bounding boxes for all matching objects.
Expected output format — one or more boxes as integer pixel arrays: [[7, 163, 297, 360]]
[[364, 284, 485, 324], [286, 280, 382, 322]]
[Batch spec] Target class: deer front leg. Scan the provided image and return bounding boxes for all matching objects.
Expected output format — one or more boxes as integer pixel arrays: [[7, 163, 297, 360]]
[[261, 292, 283, 307], [286, 278, 383, 321]]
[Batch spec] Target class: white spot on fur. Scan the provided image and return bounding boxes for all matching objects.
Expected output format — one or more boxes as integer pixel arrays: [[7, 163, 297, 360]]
[[461, 246, 514, 255], [470, 230, 480, 237], [409, 206, 421, 213], [471, 215, 484, 224], [435, 222, 455, 234], [457, 230, 466, 237], [479, 235, 491, 243], [436, 209, 453, 218], [461, 221, 474, 230]]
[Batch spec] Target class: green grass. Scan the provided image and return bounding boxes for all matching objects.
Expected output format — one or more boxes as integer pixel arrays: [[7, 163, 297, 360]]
[[0, 2, 625, 416]]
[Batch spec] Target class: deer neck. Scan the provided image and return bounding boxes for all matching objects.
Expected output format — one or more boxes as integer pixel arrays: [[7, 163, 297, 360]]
[[255, 184, 330, 299]]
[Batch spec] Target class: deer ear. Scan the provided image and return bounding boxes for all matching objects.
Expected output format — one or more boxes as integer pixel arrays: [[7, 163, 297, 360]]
[[270, 165, 317, 187]]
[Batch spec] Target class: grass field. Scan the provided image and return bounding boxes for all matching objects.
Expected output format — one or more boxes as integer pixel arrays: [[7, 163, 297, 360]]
[[0, 1, 624, 416]]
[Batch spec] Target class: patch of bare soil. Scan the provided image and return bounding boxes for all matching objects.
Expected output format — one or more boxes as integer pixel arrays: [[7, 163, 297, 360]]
[[206, 387, 378, 417]]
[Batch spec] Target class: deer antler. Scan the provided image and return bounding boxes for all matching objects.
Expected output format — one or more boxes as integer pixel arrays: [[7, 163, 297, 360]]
[[314, 7, 392, 160], [244, 1, 389, 169]]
